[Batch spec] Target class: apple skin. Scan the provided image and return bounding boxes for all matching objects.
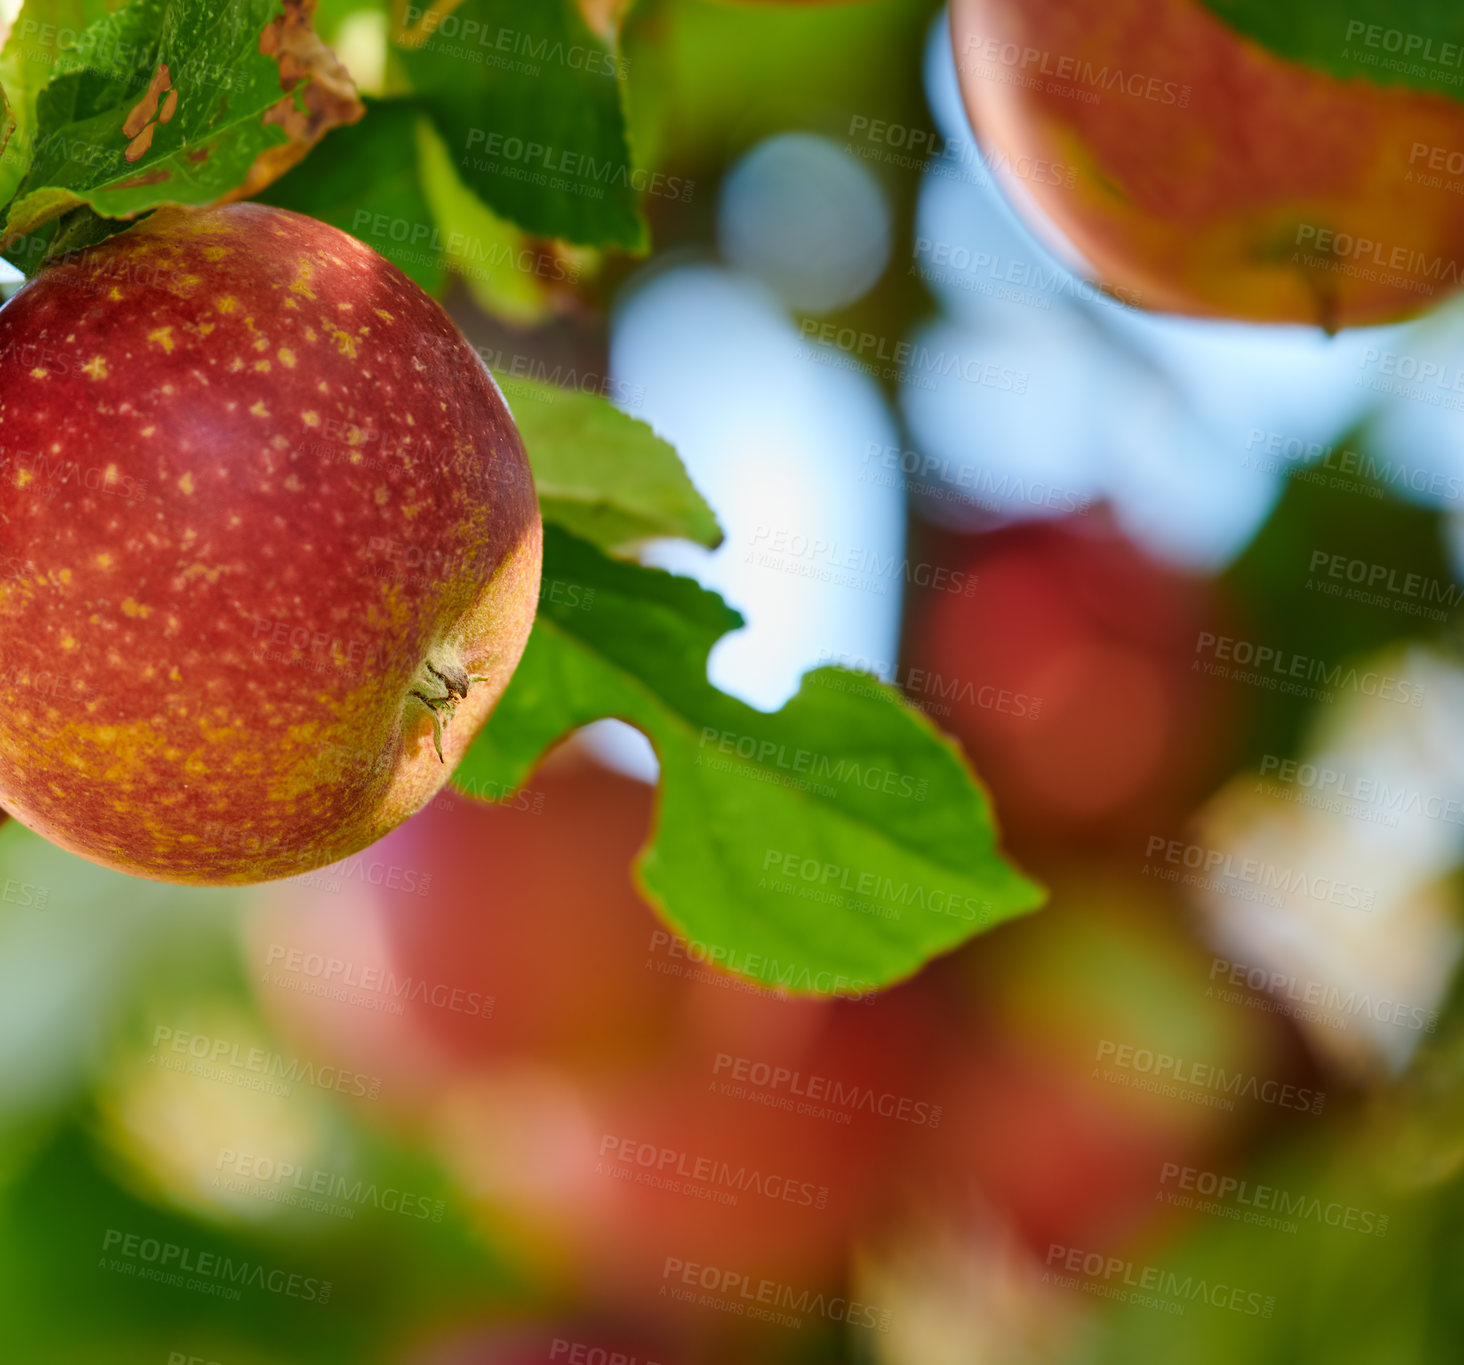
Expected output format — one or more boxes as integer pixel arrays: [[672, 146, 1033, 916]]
[[246, 747, 684, 1084], [403, 1324, 680, 1365], [951, 0, 1464, 326], [0, 203, 541, 884], [901, 518, 1233, 850], [245, 750, 923, 1319]]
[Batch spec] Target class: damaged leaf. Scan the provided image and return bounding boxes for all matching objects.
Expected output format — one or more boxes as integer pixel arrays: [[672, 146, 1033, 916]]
[[1, 0, 362, 260]]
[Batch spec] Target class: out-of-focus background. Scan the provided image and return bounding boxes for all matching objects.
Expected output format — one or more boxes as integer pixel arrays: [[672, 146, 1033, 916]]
[[4, 0, 1464, 1360]]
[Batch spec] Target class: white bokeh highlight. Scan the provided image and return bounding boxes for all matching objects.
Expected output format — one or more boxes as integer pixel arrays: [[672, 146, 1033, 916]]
[[719, 133, 893, 316]]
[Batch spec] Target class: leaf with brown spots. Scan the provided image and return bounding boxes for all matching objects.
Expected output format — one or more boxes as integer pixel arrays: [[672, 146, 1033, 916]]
[[0, 0, 362, 265], [228, 0, 364, 203]]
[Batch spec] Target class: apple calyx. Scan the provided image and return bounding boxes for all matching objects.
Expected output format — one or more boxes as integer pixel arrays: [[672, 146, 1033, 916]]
[[410, 658, 488, 763]]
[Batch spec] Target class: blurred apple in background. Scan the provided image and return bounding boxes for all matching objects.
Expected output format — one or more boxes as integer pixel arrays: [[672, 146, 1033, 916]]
[[243, 744, 683, 1107], [903, 873, 1305, 1259], [243, 746, 948, 1340], [403, 1322, 681, 1365], [239, 680, 1284, 1349], [950, 0, 1464, 327], [569, 983, 945, 1311], [901, 515, 1236, 852], [375, 749, 681, 1074]]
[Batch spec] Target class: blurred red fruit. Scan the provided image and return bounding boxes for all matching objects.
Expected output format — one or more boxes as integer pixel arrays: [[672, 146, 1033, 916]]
[[902, 517, 1232, 849]]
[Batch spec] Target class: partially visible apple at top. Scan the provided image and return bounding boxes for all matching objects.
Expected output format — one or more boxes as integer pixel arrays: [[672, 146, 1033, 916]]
[[0, 203, 543, 884]]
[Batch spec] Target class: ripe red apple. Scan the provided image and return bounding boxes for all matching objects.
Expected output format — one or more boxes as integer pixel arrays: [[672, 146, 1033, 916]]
[[403, 1323, 681, 1365], [0, 203, 541, 884], [245, 747, 928, 1317], [952, 0, 1464, 326], [571, 986, 938, 1314], [245, 746, 685, 1090], [905, 874, 1284, 1257], [901, 516, 1233, 849]]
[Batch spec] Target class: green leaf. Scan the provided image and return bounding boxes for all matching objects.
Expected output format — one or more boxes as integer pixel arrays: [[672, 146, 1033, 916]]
[[1221, 433, 1453, 763], [257, 96, 446, 295], [2, 0, 362, 256], [0, 83, 12, 171], [416, 113, 591, 324], [0, 0, 115, 208], [393, 0, 646, 249], [454, 527, 1044, 995], [507, 376, 722, 553], [1200, 0, 1464, 102], [4, 0, 286, 246]]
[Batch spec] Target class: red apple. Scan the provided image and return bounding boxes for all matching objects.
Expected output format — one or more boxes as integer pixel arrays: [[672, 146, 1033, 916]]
[[245, 745, 684, 1089], [403, 1323, 681, 1365], [952, 0, 1464, 326], [906, 874, 1286, 1257], [0, 203, 541, 884], [572, 987, 937, 1311], [901, 517, 1233, 848], [246, 747, 930, 1319]]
